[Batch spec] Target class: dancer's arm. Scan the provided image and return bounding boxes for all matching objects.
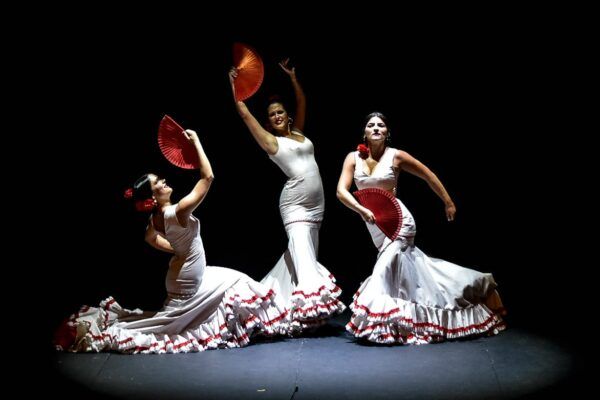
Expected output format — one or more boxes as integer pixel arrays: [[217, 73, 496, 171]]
[[176, 130, 214, 225], [229, 67, 278, 154], [336, 152, 376, 224], [394, 150, 456, 221], [145, 222, 175, 253], [279, 58, 306, 133]]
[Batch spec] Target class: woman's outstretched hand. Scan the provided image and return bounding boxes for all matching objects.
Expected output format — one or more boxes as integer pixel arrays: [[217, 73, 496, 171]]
[[228, 66, 240, 101], [229, 67, 238, 86], [445, 203, 456, 222], [278, 58, 296, 79]]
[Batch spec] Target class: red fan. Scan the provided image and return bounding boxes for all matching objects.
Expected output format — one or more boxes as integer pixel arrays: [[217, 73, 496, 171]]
[[233, 42, 264, 102], [158, 115, 199, 169], [353, 188, 403, 240]]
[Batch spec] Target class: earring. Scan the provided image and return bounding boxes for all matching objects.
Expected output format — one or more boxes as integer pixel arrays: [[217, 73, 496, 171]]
[[288, 117, 294, 125]]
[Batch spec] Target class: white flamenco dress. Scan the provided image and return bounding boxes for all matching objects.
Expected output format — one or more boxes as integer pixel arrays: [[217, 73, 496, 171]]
[[347, 148, 505, 344], [56, 205, 290, 354], [261, 134, 346, 331]]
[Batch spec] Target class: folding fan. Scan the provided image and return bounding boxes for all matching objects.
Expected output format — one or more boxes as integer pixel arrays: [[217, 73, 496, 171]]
[[158, 115, 199, 169], [233, 42, 264, 102], [353, 188, 403, 240]]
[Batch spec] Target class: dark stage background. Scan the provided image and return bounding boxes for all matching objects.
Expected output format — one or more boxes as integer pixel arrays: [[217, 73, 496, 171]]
[[38, 22, 572, 348]]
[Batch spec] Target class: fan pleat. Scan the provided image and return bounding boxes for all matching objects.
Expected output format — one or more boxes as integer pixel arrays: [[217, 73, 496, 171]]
[[233, 43, 264, 102], [158, 115, 199, 170], [353, 188, 403, 240]]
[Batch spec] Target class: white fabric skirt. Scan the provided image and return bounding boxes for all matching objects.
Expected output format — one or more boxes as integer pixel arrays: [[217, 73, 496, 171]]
[[261, 222, 346, 332], [56, 267, 291, 354], [347, 198, 505, 344]]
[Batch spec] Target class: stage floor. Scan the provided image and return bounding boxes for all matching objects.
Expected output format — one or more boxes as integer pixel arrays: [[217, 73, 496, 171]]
[[48, 311, 582, 399]]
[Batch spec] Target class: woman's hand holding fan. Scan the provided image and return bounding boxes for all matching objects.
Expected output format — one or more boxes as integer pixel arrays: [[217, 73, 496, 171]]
[[158, 115, 200, 170], [353, 188, 403, 240], [232, 42, 264, 102]]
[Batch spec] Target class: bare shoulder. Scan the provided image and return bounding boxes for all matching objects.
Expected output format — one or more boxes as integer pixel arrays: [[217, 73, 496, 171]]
[[393, 149, 418, 170], [394, 149, 414, 161], [344, 151, 357, 164]]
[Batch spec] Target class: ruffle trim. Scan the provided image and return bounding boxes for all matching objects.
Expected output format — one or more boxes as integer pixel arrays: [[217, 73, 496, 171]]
[[56, 283, 290, 354], [289, 274, 346, 332], [346, 290, 506, 345]]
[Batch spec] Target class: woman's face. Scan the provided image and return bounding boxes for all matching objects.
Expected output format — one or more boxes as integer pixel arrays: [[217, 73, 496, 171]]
[[364, 116, 388, 144], [267, 103, 289, 132], [149, 174, 172, 201]]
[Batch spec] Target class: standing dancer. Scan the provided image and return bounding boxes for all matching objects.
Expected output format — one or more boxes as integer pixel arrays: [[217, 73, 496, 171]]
[[229, 59, 345, 332], [337, 112, 505, 344]]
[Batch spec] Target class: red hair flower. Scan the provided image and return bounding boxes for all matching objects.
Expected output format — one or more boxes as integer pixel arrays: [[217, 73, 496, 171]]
[[135, 199, 156, 212], [124, 188, 133, 199], [357, 144, 369, 159]]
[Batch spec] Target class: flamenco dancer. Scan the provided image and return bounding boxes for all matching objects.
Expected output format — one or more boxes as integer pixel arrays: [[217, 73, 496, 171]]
[[229, 57, 345, 332], [336, 112, 505, 344], [54, 128, 290, 353]]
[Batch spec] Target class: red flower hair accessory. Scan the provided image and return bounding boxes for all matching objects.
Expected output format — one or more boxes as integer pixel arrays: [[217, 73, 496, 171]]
[[124, 188, 133, 199], [357, 144, 369, 159], [135, 199, 156, 212]]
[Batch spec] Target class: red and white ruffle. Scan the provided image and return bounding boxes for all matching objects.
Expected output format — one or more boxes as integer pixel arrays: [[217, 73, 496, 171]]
[[347, 288, 506, 345], [289, 274, 346, 332], [56, 281, 290, 354]]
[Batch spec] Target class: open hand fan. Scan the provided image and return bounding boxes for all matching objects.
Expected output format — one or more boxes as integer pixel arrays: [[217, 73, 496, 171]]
[[233, 42, 264, 102], [158, 115, 199, 169], [353, 188, 403, 240]]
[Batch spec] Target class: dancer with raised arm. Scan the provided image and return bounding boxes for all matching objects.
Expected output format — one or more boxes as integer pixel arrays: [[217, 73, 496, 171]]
[[229, 59, 345, 332], [55, 129, 290, 353]]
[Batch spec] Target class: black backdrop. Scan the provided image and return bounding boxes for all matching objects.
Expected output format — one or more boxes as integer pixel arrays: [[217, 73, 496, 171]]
[[39, 21, 570, 344]]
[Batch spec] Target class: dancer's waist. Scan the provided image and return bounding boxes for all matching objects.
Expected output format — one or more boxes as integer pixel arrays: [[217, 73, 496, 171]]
[[285, 169, 321, 180]]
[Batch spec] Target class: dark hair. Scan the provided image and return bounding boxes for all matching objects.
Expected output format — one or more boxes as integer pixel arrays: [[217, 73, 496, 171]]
[[264, 95, 291, 133], [266, 94, 286, 111], [364, 112, 389, 128], [132, 174, 153, 201]]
